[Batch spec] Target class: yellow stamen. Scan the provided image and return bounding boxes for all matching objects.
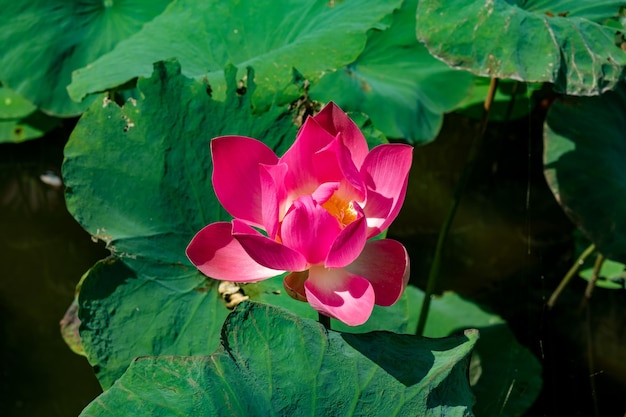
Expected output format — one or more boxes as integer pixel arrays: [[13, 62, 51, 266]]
[[322, 195, 358, 227]]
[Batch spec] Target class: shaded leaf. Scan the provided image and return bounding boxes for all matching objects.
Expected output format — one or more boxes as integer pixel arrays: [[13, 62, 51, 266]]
[[79, 301, 478, 417], [0, 0, 172, 115], [416, 0, 626, 95], [310, 0, 475, 143], [544, 83, 626, 262], [68, 0, 402, 108], [470, 325, 543, 417]]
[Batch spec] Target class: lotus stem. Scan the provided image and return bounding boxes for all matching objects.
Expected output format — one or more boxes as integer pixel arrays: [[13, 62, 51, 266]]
[[547, 243, 595, 309], [415, 77, 499, 336], [319, 312, 331, 329]]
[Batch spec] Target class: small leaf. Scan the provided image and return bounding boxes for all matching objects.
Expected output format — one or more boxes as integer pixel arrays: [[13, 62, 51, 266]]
[[79, 301, 478, 417], [580, 258, 626, 290]]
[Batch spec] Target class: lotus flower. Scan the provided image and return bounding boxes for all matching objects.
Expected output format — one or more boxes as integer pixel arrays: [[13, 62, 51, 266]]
[[186, 102, 412, 326]]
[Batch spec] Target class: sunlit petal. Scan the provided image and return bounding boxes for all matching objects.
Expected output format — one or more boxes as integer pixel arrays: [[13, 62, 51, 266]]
[[324, 207, 367, 268], [280, 196, 341, 265], [280, 117, 336, 196], [232, 219, 308, 272], [312, 101, 369, 169], [186, 222, 283, 282], [361, 144, 413, 235], [211, 136, 278, 227], [305, 266, 375, 326], [259, 163, 288, 239], [345, 239, 410, 306]]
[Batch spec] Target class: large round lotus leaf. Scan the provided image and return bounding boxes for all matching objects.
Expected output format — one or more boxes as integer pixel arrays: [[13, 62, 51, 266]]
[[0, 1, 172, 116], [310, 0, 475, 144], [67, 0, 402, 108], [63, 60, 299, 269], [544, 83, 626, 263], [416, 0, 626, 96], [79, 301, 478, 417], [78, 258, 230, 389]]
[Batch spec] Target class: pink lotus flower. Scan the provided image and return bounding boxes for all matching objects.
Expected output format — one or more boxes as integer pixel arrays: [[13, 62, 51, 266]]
[[186, 102, 412, 326]]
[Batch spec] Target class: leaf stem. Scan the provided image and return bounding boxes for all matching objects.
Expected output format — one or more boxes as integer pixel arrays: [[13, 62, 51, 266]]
[[415, 77, 499, 336], [584, 253, 605, 300], [547, 243, 595, 309]]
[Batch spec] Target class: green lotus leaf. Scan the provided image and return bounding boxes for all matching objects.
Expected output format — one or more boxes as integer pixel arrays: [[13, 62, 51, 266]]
[[68, 0, 402, 108], [544, 83, 626, 262], [310, 0, 475, 144], [79, 301, 478, 417], [63, 60, 299, 269], [416, 0, 626, 95], [0, 0, 172, 116], [78, 258, 230, 389]]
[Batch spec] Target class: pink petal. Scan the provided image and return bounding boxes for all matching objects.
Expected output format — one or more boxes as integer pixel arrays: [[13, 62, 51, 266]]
[[313, 137, 365, 202], [311, 182, 340, 205], [232, 220, 308, 272], [304, 266, 375, 326], [345, 239, 410, 307], [361, 144, 413, 236], [211, 136, 278, 227], [186, 222, 283, 282], [312, 102, 369, 169], [279, 117, 337, 197], [280, 196, 342, 265], [259, 163, 288, 239], [324, 206, 367, 268]]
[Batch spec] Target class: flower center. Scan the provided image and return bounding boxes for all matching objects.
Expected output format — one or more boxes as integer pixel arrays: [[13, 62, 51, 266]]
[[322, 194, 358, 227]]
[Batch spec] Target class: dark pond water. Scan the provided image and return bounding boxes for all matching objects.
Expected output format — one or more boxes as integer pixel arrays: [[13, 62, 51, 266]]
[[1, 113, 625, 416], [1, 128, 106, 417]]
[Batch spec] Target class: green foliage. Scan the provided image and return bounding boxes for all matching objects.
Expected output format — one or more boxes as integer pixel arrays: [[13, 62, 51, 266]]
[[544, 83, 626, 263], [64, 60, 299, 269], [416, 0, 626, 96], [0, 0, 172, 116], [67, 0, 403, 109], [79, 301, 478, 417], [78, 258, 229, 389], [310, 0, 475, 143], [0, 86, 59, 143], [580, 258, 626, 290]]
